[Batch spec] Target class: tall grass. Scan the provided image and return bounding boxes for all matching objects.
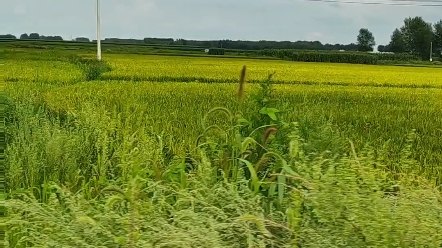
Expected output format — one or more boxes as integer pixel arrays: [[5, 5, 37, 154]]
[[36, 81, 442, 183], [0, 59, 6, 246], [4, 50, 442, 247]]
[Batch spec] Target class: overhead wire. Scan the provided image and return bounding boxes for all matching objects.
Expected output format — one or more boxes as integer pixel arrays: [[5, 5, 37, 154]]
[[300, 0, 442, 6]]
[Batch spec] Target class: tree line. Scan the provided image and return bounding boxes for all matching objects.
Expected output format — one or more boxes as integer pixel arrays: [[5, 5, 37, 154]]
[[357, 16, 442, 60], [0, 33, 63, 41], [1, 33, 359, 51], [1, 16, 441, 59]]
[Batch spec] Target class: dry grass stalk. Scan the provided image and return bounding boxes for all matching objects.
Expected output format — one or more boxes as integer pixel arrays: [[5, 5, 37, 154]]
[[238, 65, 247, 101]]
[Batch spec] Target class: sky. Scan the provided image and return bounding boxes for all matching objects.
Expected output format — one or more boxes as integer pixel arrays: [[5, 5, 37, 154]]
[[1, 0, 441, 45]]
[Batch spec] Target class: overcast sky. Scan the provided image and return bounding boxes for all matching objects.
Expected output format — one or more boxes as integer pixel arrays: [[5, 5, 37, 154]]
[[1, 0, 440, 45]]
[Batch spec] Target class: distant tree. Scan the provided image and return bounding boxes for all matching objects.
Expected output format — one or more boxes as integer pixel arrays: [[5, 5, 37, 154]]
[[20, 33, 29, 39], [202, 41, 211, 47], [433, 20, 442, 54], [85, 36, 366, 51], [143, 37, 174, 45], [400, 16, 433, 59], [0, 34, 16, 39], [104, 38, 143, 44], [41, 35, 63, 41], [75, 37, 90, 42], [28, 33, 40, 39], [377, 45, 387, 52], [357, 28, 376, 52], [6, 32, 375, 52], [388, 28, 406, 53], [176, 38, 187, 45]]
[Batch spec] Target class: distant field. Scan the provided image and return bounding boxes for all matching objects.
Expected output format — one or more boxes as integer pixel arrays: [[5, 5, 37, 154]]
[[0, 39, 256, 58], [102, 54, 442, 87], [1, 39, 432, 65], [5, 53, 442, 88]]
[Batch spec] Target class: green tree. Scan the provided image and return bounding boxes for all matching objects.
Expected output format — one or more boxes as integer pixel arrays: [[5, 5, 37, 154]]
[[0, 34, 16, 39], [176, 38, 187, 45], [377, 45, 387, 52], [75, 37, 90, 42], [20, 33, 29, 39], [357, 28, 376, 52], [41, 35, 63, 41], [28, 33, 40, 39], [388, 28, 405, 53], [433, 20, 442, 55], [400, 16, 433, 59]]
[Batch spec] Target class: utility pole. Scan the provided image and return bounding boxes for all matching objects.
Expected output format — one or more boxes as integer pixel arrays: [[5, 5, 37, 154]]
[[96, 0, 102, 61], [430, 41, 433, 62]]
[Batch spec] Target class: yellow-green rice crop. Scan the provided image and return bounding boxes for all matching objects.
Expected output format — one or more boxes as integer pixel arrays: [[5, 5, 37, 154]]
[[101, 54, 442, 88], [6, 53, 442, 88], [29, 80, 441, 182], [5, 49, 442, 247], [5, 60, 83, 84], [5, 50, 442, 181]]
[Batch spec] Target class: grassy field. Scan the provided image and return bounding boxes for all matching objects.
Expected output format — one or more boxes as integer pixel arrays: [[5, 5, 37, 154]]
[[4, 49, 442, 247]]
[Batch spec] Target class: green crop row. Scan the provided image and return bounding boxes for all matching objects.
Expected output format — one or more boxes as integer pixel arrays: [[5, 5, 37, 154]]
[[256, 49, 420, 64]]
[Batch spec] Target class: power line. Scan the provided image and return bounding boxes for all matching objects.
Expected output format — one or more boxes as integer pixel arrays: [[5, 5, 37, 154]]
[[301, 0, 442, 6], [390, 0, 442, 3], [389, 0, 442, 2]]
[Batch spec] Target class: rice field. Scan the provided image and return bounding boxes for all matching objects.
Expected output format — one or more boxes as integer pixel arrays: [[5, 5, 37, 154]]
[[4, 50, 442, 247], [6, 53, 442, 88], [104, 54, 442, 87]]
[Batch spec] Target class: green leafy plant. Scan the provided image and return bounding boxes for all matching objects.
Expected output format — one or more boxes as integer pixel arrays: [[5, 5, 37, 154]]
[[69, 55, 112, 81], [197, 66, 293, 211]]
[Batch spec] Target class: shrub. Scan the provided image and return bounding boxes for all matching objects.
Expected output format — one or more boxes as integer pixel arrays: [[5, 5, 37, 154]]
[[208, 48, 225, 55], [68, 55, 112, 81]]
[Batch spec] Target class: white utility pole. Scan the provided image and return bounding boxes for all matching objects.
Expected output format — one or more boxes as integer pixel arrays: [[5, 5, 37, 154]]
[[430, 42, 433, 62], [96, 0, 102, 61]]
